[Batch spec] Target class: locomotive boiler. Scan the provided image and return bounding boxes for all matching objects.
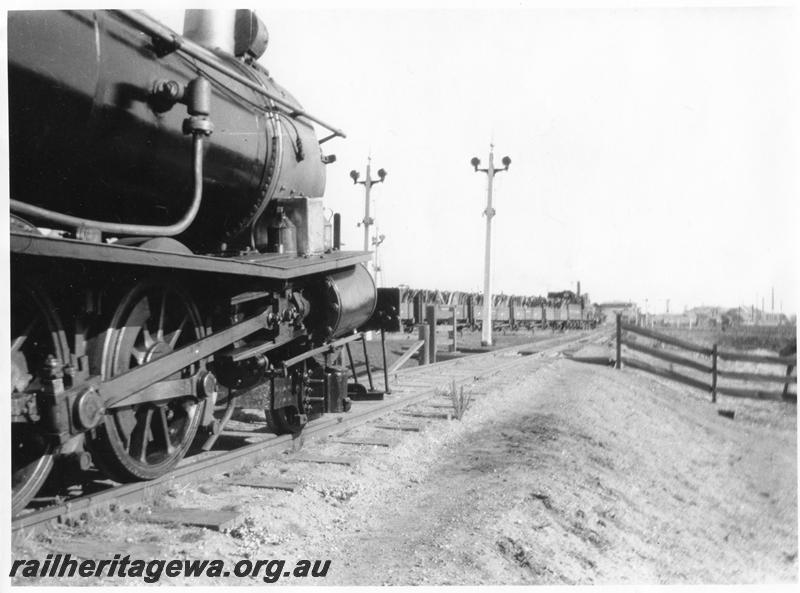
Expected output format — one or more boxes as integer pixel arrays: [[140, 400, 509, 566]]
[[9, 10, 387, 514]]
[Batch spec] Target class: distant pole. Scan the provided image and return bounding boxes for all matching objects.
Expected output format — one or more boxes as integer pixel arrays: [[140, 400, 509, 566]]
[[771, 287, 774, 312], [363, 159, 372, 252], [350, 158, 387, 275], [471, 145, 511, 347]]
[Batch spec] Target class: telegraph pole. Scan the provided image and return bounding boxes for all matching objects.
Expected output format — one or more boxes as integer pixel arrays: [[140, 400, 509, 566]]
[[471, 145, 511, 347], [350, 158, 387, 264]]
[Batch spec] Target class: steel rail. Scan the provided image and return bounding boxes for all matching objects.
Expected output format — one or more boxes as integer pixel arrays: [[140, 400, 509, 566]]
[[12, 332, 597, 532]]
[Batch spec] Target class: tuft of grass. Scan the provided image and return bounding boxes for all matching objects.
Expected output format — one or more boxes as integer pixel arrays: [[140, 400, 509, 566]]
[[449, 380, 473, 420]]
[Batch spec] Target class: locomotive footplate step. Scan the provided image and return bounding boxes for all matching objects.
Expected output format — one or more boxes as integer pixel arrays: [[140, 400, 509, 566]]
[[332, 437, 394, 447], [287, 454, 357, 466], [231, 478, 299, 492], [143, 508, 241, 531]]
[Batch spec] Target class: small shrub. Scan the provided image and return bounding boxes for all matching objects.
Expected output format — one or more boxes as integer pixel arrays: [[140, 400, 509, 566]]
[[449, 380, 473, 420]]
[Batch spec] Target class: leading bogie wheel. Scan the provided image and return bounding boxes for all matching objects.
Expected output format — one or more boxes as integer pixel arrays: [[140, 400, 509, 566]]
[[264, 405, 305, 435], [87, 280, 207, 482]]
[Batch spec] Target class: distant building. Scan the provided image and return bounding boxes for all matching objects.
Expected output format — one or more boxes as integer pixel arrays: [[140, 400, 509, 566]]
[[597, 302, 639, 325], [722, 306, 791, 327], [687, 306, 723, 328], [752, 310, 790, 327], [648, 313, 696, 328]]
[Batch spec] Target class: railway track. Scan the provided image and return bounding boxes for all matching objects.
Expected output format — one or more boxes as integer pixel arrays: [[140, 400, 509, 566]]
[[12, 330, 607, 533]]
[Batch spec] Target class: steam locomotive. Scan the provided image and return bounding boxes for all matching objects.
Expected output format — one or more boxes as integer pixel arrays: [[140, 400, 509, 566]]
[[9, 10, 391, 514]]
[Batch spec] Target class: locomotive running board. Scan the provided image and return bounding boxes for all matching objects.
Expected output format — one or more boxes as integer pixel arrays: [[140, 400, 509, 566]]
[[11, 232, 370, 279]]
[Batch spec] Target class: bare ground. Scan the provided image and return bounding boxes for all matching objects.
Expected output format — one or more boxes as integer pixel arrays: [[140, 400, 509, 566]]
[[12, 354, 797, 585]]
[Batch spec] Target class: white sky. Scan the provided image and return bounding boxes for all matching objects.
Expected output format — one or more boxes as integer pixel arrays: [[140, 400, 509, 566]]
[[9, 4, 800, 315], [256, 4, 798, 314]]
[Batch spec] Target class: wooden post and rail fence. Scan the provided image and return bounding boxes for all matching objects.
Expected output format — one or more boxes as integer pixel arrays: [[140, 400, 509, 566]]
[[615, 313, 797, 403], [387, 304, 462, 374]]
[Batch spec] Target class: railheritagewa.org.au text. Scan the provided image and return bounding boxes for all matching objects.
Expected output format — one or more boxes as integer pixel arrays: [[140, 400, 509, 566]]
[[10, 554, 331, 583]]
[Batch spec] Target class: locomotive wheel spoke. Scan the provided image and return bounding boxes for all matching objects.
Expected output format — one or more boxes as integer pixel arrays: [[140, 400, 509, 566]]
[[129, 342, 148, 366], [165, 315, 188, 350], [156, 294, 168, 342], [128, 408, 153, 463], [141, 326, 156, 351], [154, 406, 176, 455], [128, 299, 153, 345], [113, 408, 137, 450], [86, 279, 206, 483]]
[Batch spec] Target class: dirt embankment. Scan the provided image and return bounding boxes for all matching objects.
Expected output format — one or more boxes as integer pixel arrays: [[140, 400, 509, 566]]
[[13, 355, 796, 585], [322, 359, 797, 584]]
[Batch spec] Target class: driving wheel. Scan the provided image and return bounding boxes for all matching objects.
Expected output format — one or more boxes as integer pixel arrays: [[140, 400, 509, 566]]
[[11, 283, 69, 514], [87, 280, 206, 482]]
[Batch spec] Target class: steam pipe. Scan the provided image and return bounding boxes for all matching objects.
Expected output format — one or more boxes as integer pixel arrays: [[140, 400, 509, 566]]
[[10, 134, 206, 237], [113, 10, 346, 140]]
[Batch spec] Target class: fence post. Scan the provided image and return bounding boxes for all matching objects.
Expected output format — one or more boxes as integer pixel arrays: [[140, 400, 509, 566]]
[[417, 324, 429, 366], [711, 343, 718, 403], [426, 305, 437, 363], [615, 312, 622, 369], [450, 307, 458, 352], [380, 328, 391, 395], [783, 363, 795, 400], [413, 293, 423, 325]]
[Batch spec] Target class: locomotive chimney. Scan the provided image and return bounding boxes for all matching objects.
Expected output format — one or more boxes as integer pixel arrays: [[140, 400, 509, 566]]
[[183, 10, 237, 55]]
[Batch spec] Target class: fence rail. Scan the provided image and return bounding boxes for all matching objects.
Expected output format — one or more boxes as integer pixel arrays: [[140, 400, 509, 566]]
[[619, 323, 714, 355], [622, 356, 713, 393], [623, 339, 713, 373], [388, 340, 425, 374], [615, 313, 796, 403]]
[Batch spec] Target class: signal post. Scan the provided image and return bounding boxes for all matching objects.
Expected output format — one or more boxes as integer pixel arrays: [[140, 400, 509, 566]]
[[471, 145, 511, 347]]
